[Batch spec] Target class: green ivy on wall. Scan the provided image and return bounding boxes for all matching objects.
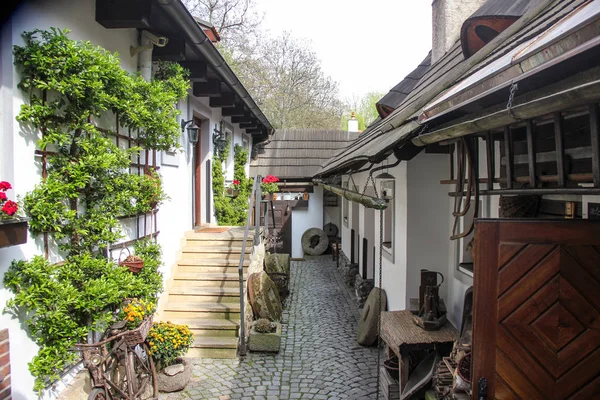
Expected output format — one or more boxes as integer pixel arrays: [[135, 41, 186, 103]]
[[213, 141, 252, 225], [3, 28, 188, 391]]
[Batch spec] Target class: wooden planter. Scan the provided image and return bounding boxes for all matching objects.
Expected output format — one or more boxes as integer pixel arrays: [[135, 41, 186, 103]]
[[0, 219, 27, 248]]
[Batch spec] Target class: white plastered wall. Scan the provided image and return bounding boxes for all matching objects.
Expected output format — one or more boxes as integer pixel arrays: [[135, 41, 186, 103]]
[[291, 186, 324, 258]]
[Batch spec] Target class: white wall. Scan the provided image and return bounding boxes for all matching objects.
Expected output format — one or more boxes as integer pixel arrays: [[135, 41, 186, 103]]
[[291, 186, 324, 258]]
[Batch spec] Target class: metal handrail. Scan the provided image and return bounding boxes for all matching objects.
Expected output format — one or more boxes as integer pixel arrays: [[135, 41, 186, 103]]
[[238, 175, 262, 356]]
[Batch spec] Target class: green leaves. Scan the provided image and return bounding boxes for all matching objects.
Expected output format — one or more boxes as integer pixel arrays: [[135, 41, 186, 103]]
[[213, 143, 251, 226], [7, 28, 184, 392]]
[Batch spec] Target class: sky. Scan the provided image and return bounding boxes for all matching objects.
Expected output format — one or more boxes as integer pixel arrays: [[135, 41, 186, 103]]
[[253, 0, 432, 101]]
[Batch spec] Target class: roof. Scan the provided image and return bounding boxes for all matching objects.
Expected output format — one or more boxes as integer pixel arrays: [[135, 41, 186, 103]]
[[316, 0, 594, 178], [250, 129, 358, 180], [376, 52, 432, 118]]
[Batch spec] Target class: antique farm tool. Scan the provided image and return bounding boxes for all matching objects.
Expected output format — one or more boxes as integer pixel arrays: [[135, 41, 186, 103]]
[[413, 270, 447, 331]]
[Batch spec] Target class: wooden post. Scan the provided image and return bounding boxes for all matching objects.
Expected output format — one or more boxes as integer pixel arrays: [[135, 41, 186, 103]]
[[350, 229, 355, 264], [362, 237, 368, 279], [504, 127, 514, 189], [590, 103, 600, 187], [450, 144, 455, 181], [526, 120, 536, 187], [554, 112, 566, 187], [486, 132, 495, 191]]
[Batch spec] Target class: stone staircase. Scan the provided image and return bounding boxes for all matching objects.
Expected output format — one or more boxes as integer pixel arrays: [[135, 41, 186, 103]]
[[158, 229, 254, 358]]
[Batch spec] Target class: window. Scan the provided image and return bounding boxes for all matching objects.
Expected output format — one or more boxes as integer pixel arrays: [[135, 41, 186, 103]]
[[381, 180, 394, 255]]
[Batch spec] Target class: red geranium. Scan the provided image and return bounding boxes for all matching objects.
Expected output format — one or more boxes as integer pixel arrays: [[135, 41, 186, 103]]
[[233, 179, 241, 185], [2, 200, 18, 216], [262, 175, 279, 184], [0, 192, 6, 201], [0, 181, 11, 191]]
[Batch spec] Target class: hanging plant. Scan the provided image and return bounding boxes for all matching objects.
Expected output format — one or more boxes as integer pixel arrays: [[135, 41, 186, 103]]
[[3, 28, 187, 392]]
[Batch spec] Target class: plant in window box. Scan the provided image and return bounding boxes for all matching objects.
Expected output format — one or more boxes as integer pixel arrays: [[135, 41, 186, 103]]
[[261, 175, 279, 197], [146, 321, 194, 392], [115, 298, 156, 347], [0, 180, 27, 248], [226, 179, 241, 197]]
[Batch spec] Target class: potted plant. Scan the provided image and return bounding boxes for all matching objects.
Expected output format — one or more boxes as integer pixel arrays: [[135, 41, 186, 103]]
[[248, 318, 282, 353], [226, 179, 241, 197], [147, 321, 194, 392], [0, 180, 27, 248], [261, 175, 279, 199]]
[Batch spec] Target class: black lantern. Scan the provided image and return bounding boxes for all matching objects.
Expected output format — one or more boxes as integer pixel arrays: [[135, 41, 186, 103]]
[[212, 120, 227, 156], [181, 119, 200, 144]]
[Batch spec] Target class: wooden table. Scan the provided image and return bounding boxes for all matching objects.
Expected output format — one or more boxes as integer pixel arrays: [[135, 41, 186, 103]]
[[381, 310, 458, 395]]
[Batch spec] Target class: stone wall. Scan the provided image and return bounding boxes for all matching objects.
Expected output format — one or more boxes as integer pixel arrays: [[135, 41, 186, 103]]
[[354, 274, 374, 309], [244, 240, 266, 342], [336, 251, 358, 288]]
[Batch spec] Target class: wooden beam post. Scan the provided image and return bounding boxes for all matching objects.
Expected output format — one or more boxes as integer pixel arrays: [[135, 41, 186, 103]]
[[209, 93, 236, 108], [554, 112, 566, 187], [590, 103, 600, 187], [232, 114, 252, 123], [486, 132, 495, 191], [178, 61, 208, 82], [526, 120, 537, 188], [193, 80, 221, 97], [504, 126, 513, 189], [222, 105, 246, 117]]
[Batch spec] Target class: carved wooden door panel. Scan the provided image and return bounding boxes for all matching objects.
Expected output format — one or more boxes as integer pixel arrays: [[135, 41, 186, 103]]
[[472, 220, 600, 400]]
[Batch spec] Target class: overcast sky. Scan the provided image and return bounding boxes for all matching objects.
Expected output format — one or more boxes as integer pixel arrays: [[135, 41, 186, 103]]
[[253, 0, 432, 101]]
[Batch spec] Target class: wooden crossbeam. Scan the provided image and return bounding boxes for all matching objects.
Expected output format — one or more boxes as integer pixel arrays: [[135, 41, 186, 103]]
[[193, 80, 221, 97], [222, 105, 246, 117], [209, 93, 236, 108], [554, 112, 566, 187], [152, 37, 186, 61], [178, 61, 207, 82], [231, 114, 252, 123], [240, 121, 258, 129]]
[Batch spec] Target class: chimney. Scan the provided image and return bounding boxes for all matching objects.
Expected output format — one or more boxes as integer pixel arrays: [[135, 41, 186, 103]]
[[432, 0, 486, 63], [348, 112, 359, 133]]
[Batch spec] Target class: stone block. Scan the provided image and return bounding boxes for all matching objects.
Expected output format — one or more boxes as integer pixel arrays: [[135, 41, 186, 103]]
[[354, 274, 374, 308], [249, 322, 282, 352]]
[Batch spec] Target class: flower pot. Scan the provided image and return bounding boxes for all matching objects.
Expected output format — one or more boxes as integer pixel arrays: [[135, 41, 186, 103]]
[[303, 192, 309, 200], [0, 218, 28, 248], [157, 357, 192, 392], [249, 322, 282, 353], [226, 187, 239, 197]]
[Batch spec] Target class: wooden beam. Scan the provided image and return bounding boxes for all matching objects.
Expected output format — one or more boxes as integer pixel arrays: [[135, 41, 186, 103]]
[[485, 132, 495, 191], [222, 105, 246, 117], [152, 37, 186, 61], [449, 187, 600, 196], [209, 93, 236, 108], [95, 0, 152, 29], [526, 120, 536, 187], [193, 80, 221, 97], [554, 112, 566, 187], [590, 103, 600, 187], [178, 61, 207, 82], [441, 173, 593, 185], [246, 127, 264, 134], [504, 126, 513, 189], [231, 114, 252, 123], [240, 121, 258, 129]]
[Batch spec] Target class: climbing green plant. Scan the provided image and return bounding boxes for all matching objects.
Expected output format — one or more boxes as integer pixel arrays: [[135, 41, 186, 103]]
[[213, 141, 252, 225], [3, 28, 188, 392]]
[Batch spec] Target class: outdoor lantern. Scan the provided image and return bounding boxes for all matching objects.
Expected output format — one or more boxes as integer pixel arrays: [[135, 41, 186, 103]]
[[381, 179, 395, 200], [181, 119, 199, 144], [212, 120, 227, 155]]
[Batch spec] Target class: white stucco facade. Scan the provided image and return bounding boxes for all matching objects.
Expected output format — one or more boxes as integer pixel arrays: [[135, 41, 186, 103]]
[[0, 1, 256, 396], [290, 186, 324, 259]]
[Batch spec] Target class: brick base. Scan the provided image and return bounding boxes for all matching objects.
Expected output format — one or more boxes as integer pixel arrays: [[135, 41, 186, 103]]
[[0, 329, 10, 400]]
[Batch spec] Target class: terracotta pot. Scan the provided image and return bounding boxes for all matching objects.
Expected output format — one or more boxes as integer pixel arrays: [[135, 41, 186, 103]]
[[0, 218, 28, 248], [157, 357, 192, 392]]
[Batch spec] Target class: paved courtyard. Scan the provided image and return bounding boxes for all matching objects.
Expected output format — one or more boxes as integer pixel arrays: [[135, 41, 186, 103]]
[[161, 255, 379, 400]]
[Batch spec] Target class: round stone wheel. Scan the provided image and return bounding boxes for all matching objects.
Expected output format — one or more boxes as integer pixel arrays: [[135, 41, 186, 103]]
[[301, 228, 329, 256], [357, 288, 387, 346], [265, 253, 290, 275], [248, 271, 282, 321], [323, 222, 339, 237]]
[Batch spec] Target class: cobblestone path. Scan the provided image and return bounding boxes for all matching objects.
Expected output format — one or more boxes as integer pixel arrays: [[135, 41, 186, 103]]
[[161, 255, 379, 400]]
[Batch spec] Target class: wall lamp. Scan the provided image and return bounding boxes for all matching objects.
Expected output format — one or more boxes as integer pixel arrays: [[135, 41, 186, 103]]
[[213, 120, 227, 156], [181, 119, 199, 144]]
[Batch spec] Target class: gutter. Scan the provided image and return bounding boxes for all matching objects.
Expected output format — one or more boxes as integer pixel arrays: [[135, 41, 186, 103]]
[[155, 0, 273, 133]]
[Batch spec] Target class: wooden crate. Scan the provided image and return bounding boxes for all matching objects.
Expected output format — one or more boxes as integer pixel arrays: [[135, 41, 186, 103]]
[[380, 366, 400, 400]]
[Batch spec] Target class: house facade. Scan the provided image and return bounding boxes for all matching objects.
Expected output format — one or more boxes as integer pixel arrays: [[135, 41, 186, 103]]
[[0, 0, 270, 396], [316, 0, 600, 397]]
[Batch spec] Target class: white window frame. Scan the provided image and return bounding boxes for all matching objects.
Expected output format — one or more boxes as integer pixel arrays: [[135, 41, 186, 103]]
[[456, 197, 489, 277]]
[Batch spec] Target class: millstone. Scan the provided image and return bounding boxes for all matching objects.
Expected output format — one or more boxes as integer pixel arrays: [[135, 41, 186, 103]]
[[265, 253, 290, 274], [357, 287, 387, 346], [248, 271, 282, 321], [301, 228, 329, 256]]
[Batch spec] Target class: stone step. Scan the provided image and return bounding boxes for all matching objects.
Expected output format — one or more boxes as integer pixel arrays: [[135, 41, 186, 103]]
[[168, 287, 241, 303], [180, 252, 250, 261], [186, 346, 237, 359], [177, 258, 250, 266], [171, 278, 243, 289], [177, 265, 248, 274], [182, 245, 248, 254], [155, 317, 239, 337], [162, 303, 241, 320]]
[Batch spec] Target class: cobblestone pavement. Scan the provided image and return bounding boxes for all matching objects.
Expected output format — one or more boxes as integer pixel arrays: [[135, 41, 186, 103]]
[[160, 255, 379, 400]]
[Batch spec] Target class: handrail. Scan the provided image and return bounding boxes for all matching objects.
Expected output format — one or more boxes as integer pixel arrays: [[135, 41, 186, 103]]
[[238, 175, 261, 356]]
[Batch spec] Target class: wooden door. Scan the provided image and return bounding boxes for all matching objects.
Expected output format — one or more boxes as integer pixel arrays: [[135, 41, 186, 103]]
[[473, 219, 600, 400], [260, 201, 291, 255]]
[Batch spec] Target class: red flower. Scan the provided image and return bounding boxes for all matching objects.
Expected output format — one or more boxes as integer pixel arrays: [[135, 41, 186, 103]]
[[2, 200, 18, 216], [233, 180, 241, 185], [0, 192, 6, 201], [262, 175, 279, 184], [0, 181, 11, 191]]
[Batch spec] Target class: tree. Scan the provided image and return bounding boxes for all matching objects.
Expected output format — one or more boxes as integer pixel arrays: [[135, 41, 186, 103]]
[[340, 91, 385, 131], [231, 32, 344, 129]]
